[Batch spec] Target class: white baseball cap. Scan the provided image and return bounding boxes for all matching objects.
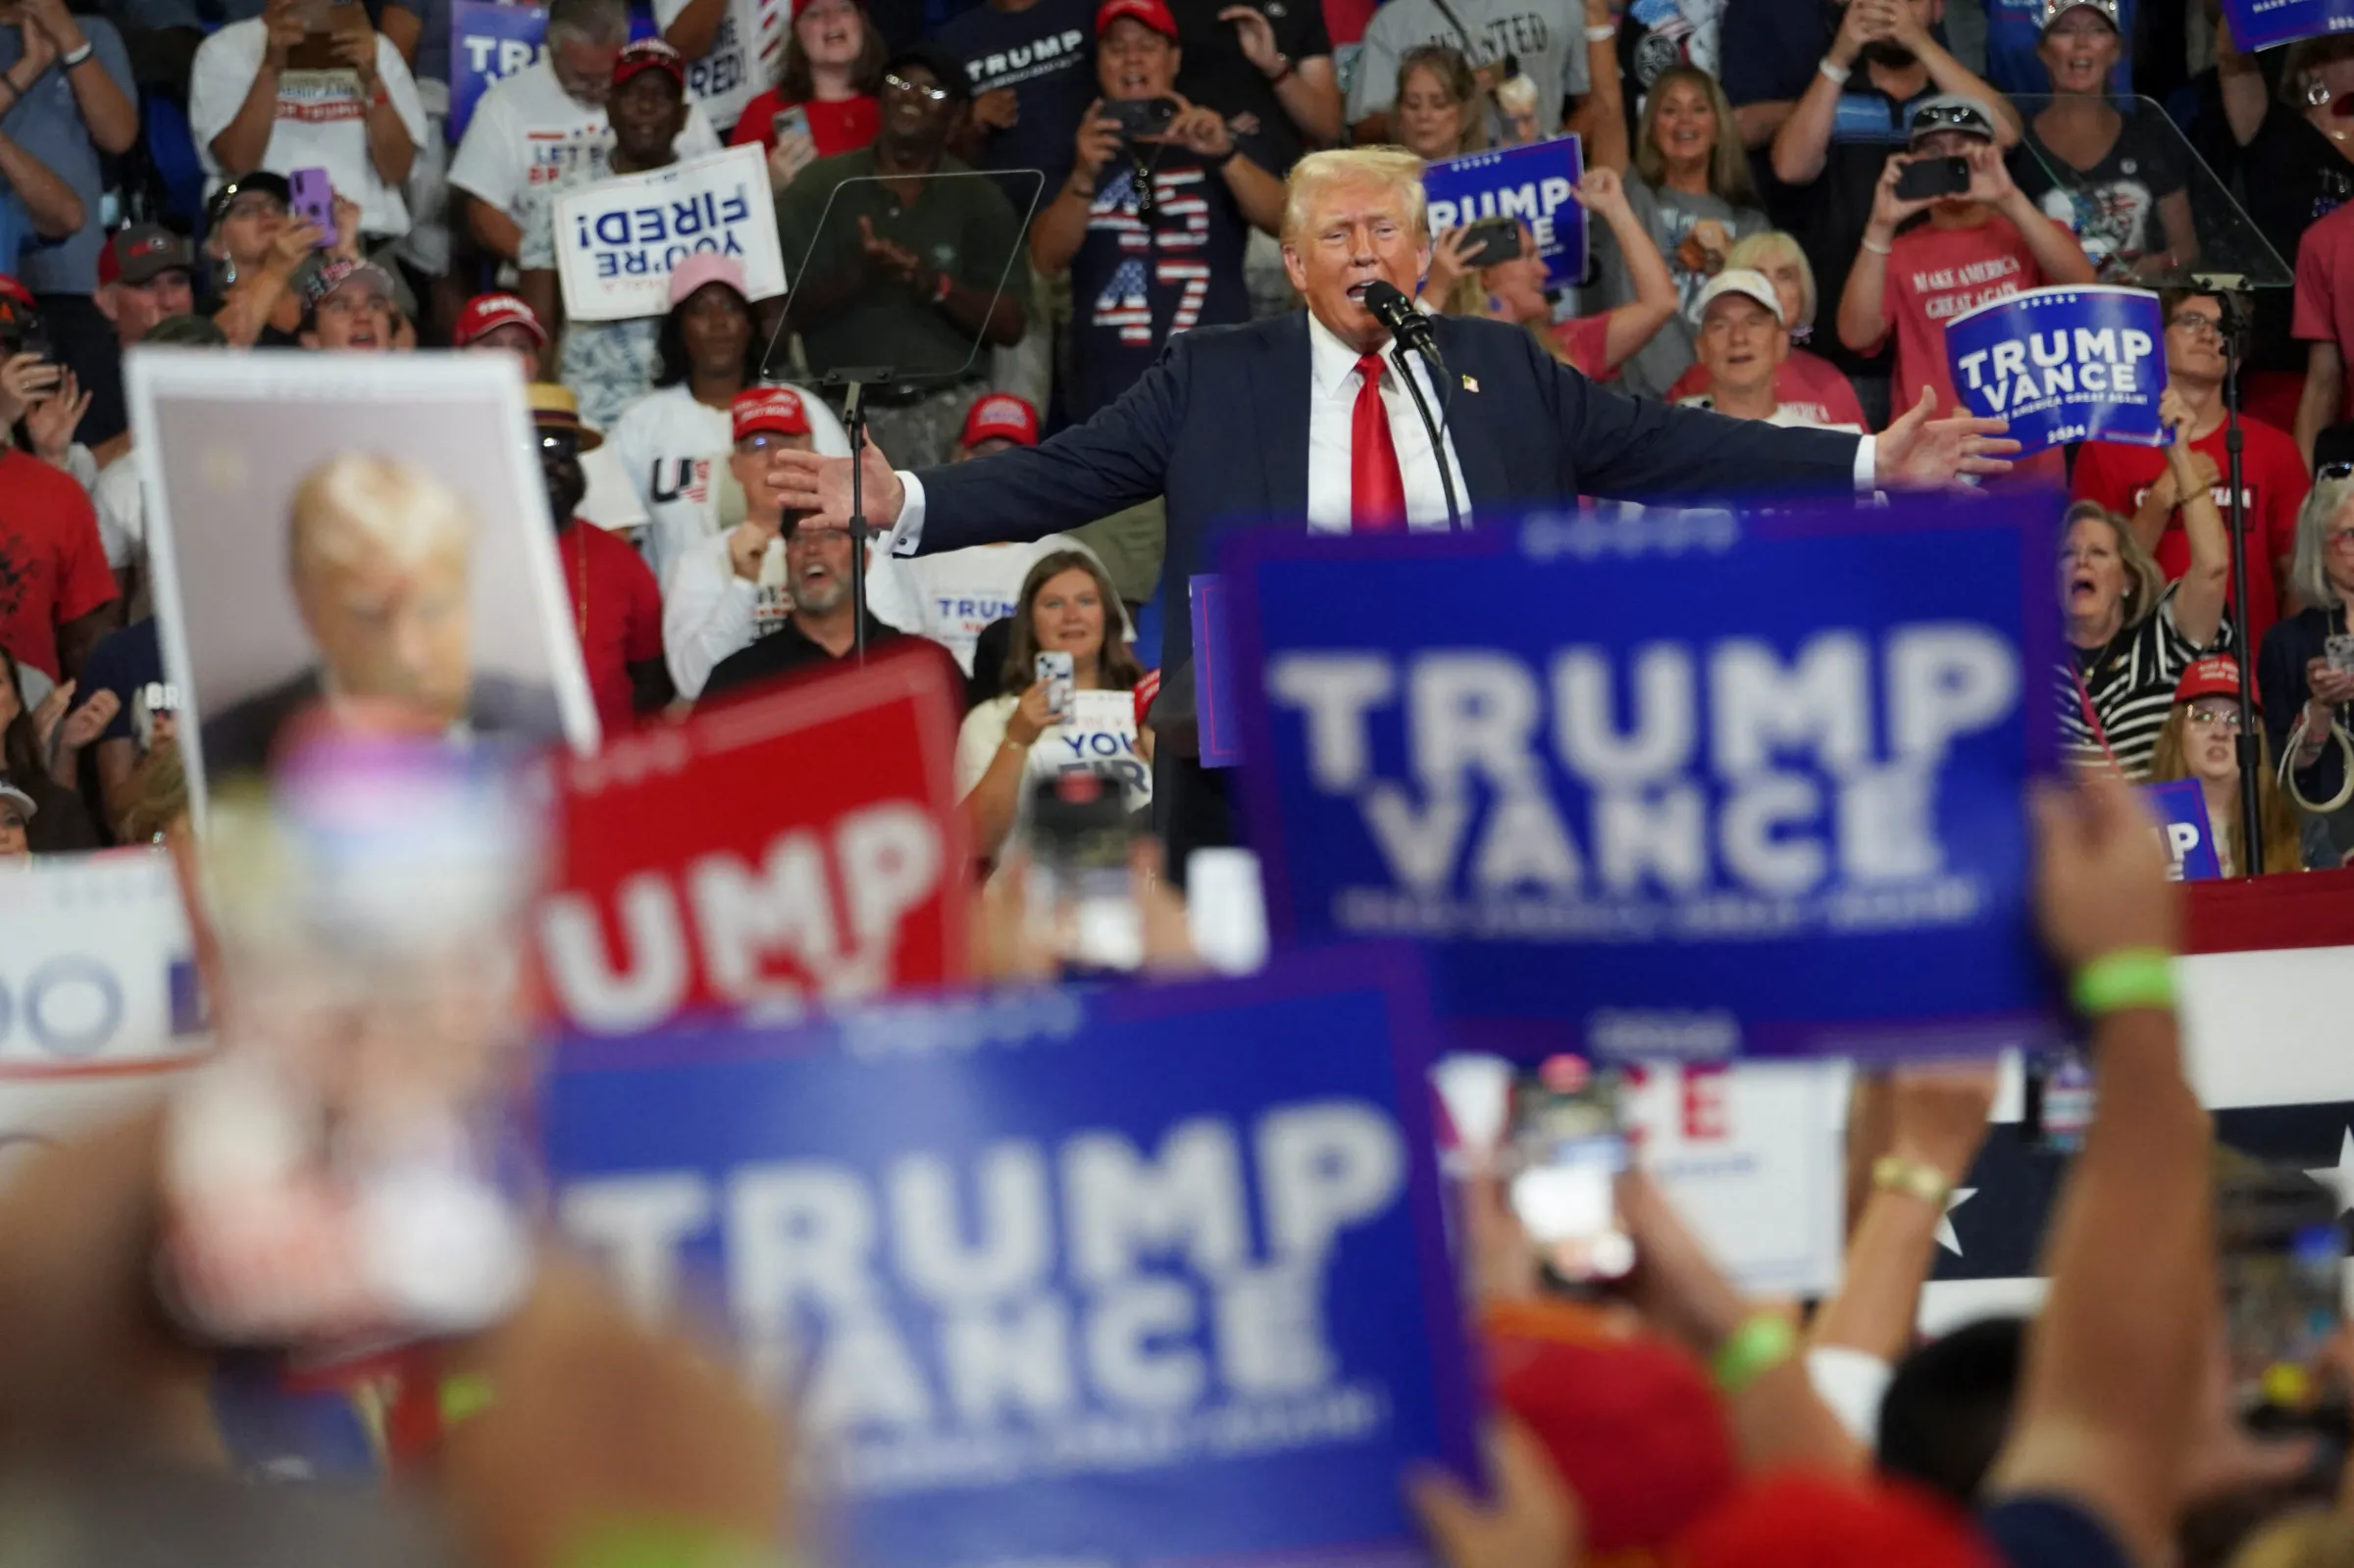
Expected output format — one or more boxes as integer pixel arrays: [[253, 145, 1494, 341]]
[[1694, 268, 1784, 327], [0, 781, 37, 823]]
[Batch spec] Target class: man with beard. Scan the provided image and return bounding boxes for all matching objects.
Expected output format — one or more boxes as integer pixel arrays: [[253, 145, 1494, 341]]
[[535, 382, 669, 733], [1755, 0, 2018, 420], [772, 44, 1030, 469]]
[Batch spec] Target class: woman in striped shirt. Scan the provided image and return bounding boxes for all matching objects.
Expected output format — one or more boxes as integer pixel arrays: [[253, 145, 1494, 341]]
[[2059, 396, 2231, 777]]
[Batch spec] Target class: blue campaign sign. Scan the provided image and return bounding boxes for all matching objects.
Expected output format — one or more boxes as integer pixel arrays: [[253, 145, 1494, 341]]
[[1226, 497, 2070, 1065], [1985, 0, 2136, 94], [2144, 779, 2224, 881], [1192, 573, 1243, 768], [450, 0, 547, 143], [1947, 285, 2168, 455], [2221, 0, 2354, 50], [1421, 136, 1587, 292], [543, 949, 1477, 1568]]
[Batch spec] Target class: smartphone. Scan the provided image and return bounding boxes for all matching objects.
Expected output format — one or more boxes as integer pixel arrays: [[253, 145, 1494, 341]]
[[287, 168, 336, 249], [1025, 769, 1142, 974], [1102, 96, 1178, 141], [2327, 633, 2354, 677], [2217, 1152, 2344, 1412], [13, 308, 51, 365], [1458, 215, 1523, 267], [134, 681, 180, 754], [1035, 649, 1074, 725], [1508, 1054, 1636, 1288], [772, 103, 811, 142], [1895, 154, 1972, 203]]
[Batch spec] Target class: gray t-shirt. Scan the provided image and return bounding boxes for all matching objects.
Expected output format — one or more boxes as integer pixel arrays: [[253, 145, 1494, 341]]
[[1597, 171, 1765, 400], [0, 17, 134, 295], [1346, 0, 1590, 130]]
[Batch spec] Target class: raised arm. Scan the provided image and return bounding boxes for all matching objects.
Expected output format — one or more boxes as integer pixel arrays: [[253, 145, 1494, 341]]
[[2166, 410, 2231, 650], [0, 127, 83, 238], [1575, 171, 1675, 372], [1837, 157, 1923, 355], [1985, 773, 2208, 1568], [1973, 143, 2094, 285], [1769, 0, 1875, 185]]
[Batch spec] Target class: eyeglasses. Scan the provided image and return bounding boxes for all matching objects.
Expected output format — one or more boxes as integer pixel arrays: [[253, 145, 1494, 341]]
[[884, 72, 951, 103], [225, 195, 288, 221], [2186, 706, 2244, 731], [2169, 311, 2223, 338]]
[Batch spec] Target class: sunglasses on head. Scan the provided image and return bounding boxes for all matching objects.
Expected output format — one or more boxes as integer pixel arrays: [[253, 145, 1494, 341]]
[[1912, 104, 1990, 135]]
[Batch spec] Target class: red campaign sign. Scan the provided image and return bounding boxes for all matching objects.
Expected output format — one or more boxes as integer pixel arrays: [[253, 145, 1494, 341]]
[[537, 648, 970, 1034]]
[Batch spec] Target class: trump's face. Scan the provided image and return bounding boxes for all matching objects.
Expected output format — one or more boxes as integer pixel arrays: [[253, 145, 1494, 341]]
[[295, 532, 474, 725], [1283, 177, 1432, 355]]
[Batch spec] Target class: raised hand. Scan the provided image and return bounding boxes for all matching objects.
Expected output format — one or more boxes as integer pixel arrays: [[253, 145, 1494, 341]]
[[24, 368, 90, 466], [1162, 94, 1235, 160], [1218, 5, 1284, 76], [1406, 1421, 1581, 1568], [857, 215, 924, 289], [1872, 388, 2020, 489], [57, 689, 123, 756], [2029, 770, 2179, 970]]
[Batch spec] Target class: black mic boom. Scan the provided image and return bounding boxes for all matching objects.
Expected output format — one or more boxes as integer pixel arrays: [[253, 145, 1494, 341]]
[[1362, 279, 1442, 366]]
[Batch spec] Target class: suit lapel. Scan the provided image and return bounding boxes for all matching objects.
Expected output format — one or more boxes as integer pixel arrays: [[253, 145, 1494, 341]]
[[1252, 311, 1312, 520], [1432, 315, 1510, 514]]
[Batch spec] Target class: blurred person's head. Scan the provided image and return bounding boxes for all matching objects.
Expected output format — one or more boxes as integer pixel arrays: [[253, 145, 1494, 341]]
[[530, 383, 601, 530], [145, 313, 229, 350], [453, 292, 548, 375], [2160, 288, 2241, 387], [1394, 45, 1486, 162], [1876, 1316, 2025, 1504], [957, 391, 1039, 459], [1000, 549, 1142, 693], [120, 739, 189, 846], [1908, 94, 2001, 217], [1857, 0, 1945, 72], [2226, 1511, 2354, 1568], [609, 42, 691, 166], [2289, 474, 2354, 611], [2149, 658, 2303, 875], [1282, 148, 1432, 355], [2060, 500, 2164, 645], [1097, 0, 1181, 101], [878, 46, 968, 161], [285, 454, 479, 726], [1724, 229, 1817, 335], [1693, 269, 1789, 408], [654, 254, 758, 389], [204, 172, 293, 284], [0, 782, 32, 859], [778, 0, 883, 100], [729, 385, 813, 523], [300, 259, 398, 352], [1635, 66, 1754, 204], [2282, 32, 2354, 118], [97, 226, 197, 348], [0, 646, 51, 786], [2038, 0, 2124, 96], [0, 275, 38, 357], [544, 0, 632, 107]]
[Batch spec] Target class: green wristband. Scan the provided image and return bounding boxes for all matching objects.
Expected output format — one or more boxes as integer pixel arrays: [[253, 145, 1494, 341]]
[[2071, 947, 2176, 1017], [1710, 1313, 1798, 1395], [563, 1519, 771, 1568]]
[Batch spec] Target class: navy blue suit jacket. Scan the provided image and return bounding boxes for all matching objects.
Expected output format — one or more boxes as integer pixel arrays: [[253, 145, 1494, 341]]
[[912, 309, 1865, 689]]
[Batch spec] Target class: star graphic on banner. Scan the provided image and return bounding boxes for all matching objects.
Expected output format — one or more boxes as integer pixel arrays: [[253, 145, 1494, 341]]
[[2305, 1129, 2354, 1215], [1935, 1188, 1978, 1256]]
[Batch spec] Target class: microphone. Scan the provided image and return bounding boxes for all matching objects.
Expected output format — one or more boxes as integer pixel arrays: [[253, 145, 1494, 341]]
[[1362, 279, 1443, 370]]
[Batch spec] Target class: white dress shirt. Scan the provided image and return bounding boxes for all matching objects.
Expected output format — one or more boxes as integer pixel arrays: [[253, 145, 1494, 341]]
[[883, 315, 1881, 552]]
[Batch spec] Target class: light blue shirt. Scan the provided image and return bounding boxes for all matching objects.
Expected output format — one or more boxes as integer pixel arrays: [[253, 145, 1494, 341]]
[[0, 17, 133, 295]]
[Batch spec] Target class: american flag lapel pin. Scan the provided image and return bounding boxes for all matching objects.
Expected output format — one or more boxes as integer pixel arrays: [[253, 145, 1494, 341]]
[[1460, 374, 1479, 392]]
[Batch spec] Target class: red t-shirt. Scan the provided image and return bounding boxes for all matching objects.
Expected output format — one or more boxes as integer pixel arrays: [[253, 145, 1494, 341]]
[[2070, 415, 2310, 654], [1876, 215, 2042, 419], [729, 90, 882, 157], [1665, 349, 1870, 430], [0, 448, 118, 681], [2293, 202, 2354, 420], [557, 520, 664, 736], [1552, 313, 1613, 379]]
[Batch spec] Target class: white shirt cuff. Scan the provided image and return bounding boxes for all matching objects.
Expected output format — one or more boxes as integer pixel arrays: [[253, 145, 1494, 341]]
[[1852, 433, 1877, 494], [890, 471, 927, 555]]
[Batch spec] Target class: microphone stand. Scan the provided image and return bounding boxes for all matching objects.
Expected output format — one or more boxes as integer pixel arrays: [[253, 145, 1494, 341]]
[[823, 366, 896, 666], [1391, 336, 1461, 532], [2195, 276, 2263, 870]]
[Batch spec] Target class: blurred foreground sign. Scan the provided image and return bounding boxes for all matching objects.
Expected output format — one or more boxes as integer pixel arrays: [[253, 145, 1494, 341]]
[[2219, 0, 2354, 51], [545, 949, 1476, 1568], [1228, 498, 2068, 1063], [0, 851, 209, 1182], [537, 648, 969, 1034]]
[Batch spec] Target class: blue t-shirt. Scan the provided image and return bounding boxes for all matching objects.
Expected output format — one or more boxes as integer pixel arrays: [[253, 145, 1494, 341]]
[[0, 187, 34, 281], [1066, 144, 1255, 423], [933, 0, 1097, 199], [0, 17, 134, 295]]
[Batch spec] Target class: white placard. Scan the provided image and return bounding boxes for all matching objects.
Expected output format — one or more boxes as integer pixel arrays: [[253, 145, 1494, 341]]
[[0, 852, 212, 1184], [553, 145, 785, 323]]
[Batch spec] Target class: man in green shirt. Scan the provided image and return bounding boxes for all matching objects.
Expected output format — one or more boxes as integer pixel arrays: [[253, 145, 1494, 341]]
[[775, 43, 1033, 468]]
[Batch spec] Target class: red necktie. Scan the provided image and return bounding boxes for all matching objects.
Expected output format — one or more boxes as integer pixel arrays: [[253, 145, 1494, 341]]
[[1351, 352, 1407, 532]]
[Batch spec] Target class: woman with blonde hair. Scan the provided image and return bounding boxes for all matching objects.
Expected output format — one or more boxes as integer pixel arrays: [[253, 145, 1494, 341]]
[[1390, 46, 1487, 163], [1663, 229, 1870, 429], [1590, 65, 1766, 399], [2258, 471, 2354, 841], [2147, 657, 2311, 876]]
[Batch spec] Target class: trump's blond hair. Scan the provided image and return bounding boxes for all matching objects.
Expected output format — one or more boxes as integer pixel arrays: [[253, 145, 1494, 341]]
[[287, 452, 478, 582], [1282, 147, 1429, 246]]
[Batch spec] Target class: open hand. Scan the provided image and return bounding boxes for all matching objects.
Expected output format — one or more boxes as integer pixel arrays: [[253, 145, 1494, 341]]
[[1218, 5, 1284, 76], [57, 689, 122, 755], [857, 215, 924, 289], [0, 352, 62, 430], [25, 367, 90, 466], [774, 431, 905, 531], [1407, 1420, 1581, 1568], [1872, 387, 2020, 489]]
